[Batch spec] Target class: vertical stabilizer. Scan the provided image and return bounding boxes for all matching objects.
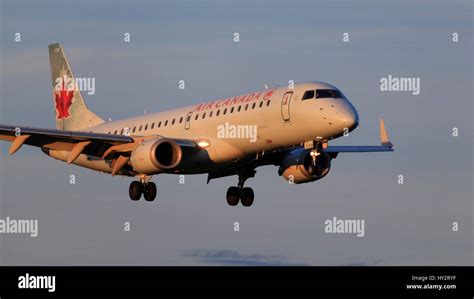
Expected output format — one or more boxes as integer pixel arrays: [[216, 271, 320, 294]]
[[48, 43, 104, 131]]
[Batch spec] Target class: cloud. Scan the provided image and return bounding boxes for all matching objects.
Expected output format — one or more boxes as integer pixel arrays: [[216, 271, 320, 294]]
[[183, 249, 308, 266]]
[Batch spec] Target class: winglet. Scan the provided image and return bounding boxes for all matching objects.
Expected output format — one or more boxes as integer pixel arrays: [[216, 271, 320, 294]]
[[379, 118, 393, 148]]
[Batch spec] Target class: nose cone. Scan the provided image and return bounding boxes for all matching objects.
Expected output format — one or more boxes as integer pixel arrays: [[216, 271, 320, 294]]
[[339, 105, 359, 132]]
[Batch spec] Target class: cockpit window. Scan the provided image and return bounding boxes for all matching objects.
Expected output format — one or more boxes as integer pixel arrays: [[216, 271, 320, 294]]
[[302, 90, 315, 100], [316, 89, 344, 99]]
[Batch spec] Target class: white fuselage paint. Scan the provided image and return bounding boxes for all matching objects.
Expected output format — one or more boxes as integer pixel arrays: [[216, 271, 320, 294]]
[[47, 82, 358, 176]]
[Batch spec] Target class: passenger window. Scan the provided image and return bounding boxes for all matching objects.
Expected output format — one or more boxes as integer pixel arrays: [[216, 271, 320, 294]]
[[223, 108, 227, 115], [217, 110, 220, 116], [172, 119, 175, 125], [252, 103, 256, 109], [266, 100, 271, 106], [144, 124, 148, 130], [179, 117, 183, 123], [259, 102, 263, 108], [302, 90, 315, 100], [209, 111, 213, 117], [230, 107, 234, 113], [133, 127, 136, 133], [164, 120, 168, 126], [151, 123, 155, 129], [158, 121, 161, 128], [202, 113, 206, 119], [114, 130, 118, 134], [195, 114, 199, 120], [245, 104, 249, 110]]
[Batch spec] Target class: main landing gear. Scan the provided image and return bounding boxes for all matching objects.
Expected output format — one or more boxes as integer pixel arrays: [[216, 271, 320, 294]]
[[226, 170, 256, 207], [129, 180, 157, 201]]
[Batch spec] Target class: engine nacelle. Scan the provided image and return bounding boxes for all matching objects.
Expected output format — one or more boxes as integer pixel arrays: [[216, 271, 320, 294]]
[[279, 148, 331, 184], [130, 139, 182, 174]]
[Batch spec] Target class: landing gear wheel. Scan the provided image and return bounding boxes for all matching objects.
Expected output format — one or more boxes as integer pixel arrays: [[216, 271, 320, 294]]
[[129, 181, 143, 201], [226, 168, 256, 207], [226, 186, 240, 206], [240, 187, 254, 207], [143, 182, 157, 202]]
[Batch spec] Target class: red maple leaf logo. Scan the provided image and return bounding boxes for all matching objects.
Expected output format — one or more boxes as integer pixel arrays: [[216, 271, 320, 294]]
[[263, 88, 275, 100], [54, 80, 74, 119]]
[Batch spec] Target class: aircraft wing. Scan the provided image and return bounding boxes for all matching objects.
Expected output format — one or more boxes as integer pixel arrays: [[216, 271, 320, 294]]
[[0, 124, 133, 157], [0, 124, 197, 165], [325, 145, 393, 153], [325, 118, 394, 154]]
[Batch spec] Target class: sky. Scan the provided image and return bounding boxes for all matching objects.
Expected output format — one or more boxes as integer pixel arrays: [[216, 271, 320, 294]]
[[0, 0, 472, 266]]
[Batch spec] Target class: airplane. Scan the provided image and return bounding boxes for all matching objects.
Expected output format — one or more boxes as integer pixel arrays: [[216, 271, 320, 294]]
[[0, 43, 394, 206]]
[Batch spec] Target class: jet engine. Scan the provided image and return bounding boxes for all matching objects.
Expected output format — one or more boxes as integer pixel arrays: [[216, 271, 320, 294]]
[[130, 139, 182, 174], [278, 148, 331, 184]]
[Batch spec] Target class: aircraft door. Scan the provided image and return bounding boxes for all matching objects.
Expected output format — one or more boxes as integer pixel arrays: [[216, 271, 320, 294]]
[[185, 111, 192, 130], [281, 91, 292, 121]]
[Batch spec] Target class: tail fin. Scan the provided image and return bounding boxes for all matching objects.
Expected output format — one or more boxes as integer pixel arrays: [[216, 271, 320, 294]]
[[48, 43, 104, 131]]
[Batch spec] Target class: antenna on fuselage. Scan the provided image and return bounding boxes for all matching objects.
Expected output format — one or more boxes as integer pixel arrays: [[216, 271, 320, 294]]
[[264, 84, 268, 90]]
